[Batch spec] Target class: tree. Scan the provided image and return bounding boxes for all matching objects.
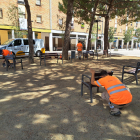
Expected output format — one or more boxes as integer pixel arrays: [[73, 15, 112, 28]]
[[96, 0, 140, 54], [123, 27, 134, 49], [24, 0, 34, 63], [59, 0, 99, 58], [7, 4, 28, 38], [108, 27, 115, 50], [61, 0, 74, 60], [135, 28, 140, 43]]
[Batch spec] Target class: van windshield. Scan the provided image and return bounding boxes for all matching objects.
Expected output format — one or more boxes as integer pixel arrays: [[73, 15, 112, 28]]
[[2, 39, 14, 45]]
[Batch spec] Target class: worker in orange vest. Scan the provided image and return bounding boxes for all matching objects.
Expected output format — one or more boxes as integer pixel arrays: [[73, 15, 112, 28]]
[[90, 69, 132, 116], [77, 41, 83, 60], [1, 49, 13, 67]]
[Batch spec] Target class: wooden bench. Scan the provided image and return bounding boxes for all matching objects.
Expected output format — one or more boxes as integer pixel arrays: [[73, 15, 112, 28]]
[[5, 55, 23, 71], [83, 51, 98, 60], [103, 50, 111, 57], [56, 47, 62, 51], [81, 71, 113, 103], [122, 62, 140, 85], [40, 53, 63, 66]]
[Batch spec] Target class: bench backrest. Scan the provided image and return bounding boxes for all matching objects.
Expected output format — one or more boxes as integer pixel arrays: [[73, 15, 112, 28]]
[[5, 55, 14, 60], [41, 53, 59, 58], [94, 71, 113, 80]]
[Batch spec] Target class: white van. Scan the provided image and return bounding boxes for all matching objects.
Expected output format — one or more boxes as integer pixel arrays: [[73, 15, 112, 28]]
[[0, 38, 45, 57]]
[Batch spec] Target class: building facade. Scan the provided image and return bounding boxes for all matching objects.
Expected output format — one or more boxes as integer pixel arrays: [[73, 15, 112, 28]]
[[0, 0, 140, 51]]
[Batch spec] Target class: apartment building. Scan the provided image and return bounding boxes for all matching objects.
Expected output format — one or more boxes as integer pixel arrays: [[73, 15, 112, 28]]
[[0, 0, 139, 51], [0, 0, 50, 44]]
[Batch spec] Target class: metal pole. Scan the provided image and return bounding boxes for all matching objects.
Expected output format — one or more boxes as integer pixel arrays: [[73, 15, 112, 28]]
[[96, 21, 98, 53]]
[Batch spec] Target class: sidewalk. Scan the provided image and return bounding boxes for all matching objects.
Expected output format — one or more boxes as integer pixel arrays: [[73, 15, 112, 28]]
[[46, 49, 140, 57], [98, 49, 140, 57]]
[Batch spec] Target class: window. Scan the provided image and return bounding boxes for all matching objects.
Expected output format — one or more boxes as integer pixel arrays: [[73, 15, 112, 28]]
[[36, 0, 41, 5], [59, 19, 63, 26], [71, 17, 74, 29], [32, 40, 35, 44], [36, 16, 42, 23], [0, 8, 3, 19], [17, 0, 24, 4], [120, 29, 122, 33], [23, 39, 35, 45], [14, 39, 22, 46], [23, 39, 28, 45]]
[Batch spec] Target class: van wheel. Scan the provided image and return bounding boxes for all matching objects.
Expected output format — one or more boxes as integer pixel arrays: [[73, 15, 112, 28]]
[[36, 50, 41, 57]]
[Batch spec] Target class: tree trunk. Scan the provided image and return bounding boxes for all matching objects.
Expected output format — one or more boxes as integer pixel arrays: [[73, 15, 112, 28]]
[[62, 0, 74, 60], [87, 0, 99, 51], [104, 15, 109, 56], [24, 0, 34, 63]]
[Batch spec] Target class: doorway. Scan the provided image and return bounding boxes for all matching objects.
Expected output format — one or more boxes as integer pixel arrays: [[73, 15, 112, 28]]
[[45, 37, 49, 51], [118, 40, 122, 49]]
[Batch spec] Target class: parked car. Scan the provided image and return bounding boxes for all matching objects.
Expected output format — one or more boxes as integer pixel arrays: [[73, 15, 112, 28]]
[[0, 38, 45, 57]]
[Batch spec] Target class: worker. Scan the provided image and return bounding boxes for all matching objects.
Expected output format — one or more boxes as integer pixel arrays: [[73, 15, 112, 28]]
[[1, 49, 13, 67], [90, 69, 132, 116], [77, 41, 83, 60]]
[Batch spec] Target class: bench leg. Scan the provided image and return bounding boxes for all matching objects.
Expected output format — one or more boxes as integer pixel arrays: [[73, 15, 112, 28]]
[[122, 72, 124, 82], [97, 87, 99, 92], [90, 87, 93, 103], [135, 74, 138, 85], [44, 56, 46, 66], [14, 60, 16, 71], [6, 60, 8, 71], [21, 59, 23, 70], [81, 83, 83, 96]]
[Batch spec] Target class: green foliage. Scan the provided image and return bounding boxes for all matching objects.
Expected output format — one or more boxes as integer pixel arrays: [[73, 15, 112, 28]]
[[58, 1, 67, 14], [108, 27, 115, 43], [135, 28, 140, 43], [58, 0, 95, 25], [123, 27, 134, 43], [7, 4, 27, 38]]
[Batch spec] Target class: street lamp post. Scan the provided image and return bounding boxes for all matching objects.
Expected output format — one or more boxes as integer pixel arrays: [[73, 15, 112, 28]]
[[94, 19, 102, 53]]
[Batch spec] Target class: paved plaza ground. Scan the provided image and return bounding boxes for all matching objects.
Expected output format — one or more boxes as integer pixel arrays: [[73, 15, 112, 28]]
[[0, 54, 140, 140]]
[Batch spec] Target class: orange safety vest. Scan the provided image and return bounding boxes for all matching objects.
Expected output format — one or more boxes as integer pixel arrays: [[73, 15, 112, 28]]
[[94, 75, 132, 105], [2, 49, 12, 56], [60, 54, 62, 59], [77, 43, 83, 51]]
